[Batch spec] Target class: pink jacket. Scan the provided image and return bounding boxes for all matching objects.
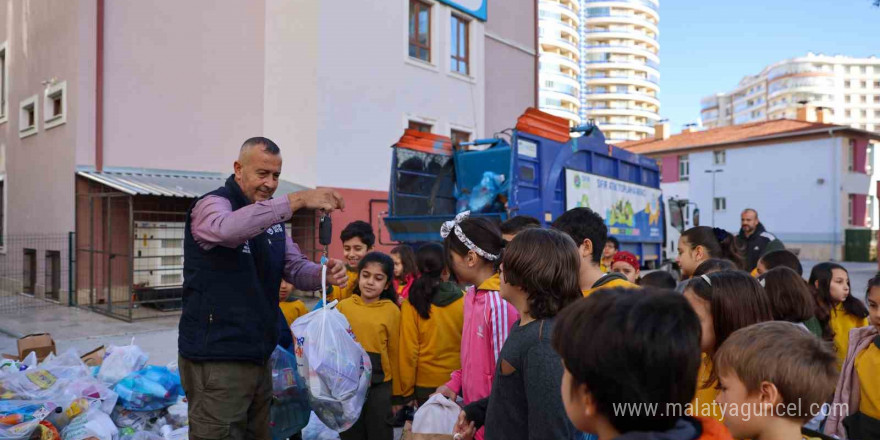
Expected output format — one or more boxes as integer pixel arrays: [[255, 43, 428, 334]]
[[444, 274, 519, 405], [826, 324, 879, 438]]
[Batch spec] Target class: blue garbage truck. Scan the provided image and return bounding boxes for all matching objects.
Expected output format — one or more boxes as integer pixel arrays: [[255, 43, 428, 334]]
[[383, 108, 669, 268]]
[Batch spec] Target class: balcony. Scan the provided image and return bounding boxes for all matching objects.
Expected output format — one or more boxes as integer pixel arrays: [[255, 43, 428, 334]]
[[584, 31, 659, 50], [584, 75, 660, 90], [583, 44, 659, 61], [594, 122, 655, 134], [583, 91, 659, 106], [585, 107, 660, 120], [539, 1, 580, 25], [583, 61, 659, 77], [539, 52, 580, 73], [583, 0, 659, 14], [540, 35, 579, 57], [540, 17, 579, 41], [541, 105, 581, 125], [541, 89, 581, 107], [583, 14, 659, 35]]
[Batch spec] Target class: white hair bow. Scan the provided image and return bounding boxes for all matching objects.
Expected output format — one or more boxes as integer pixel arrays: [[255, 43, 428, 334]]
[[440, 211, 500, 261]]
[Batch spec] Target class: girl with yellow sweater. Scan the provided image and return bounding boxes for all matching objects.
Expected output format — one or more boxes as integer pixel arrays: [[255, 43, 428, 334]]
[[337, 252, 402, 440], [809, 262, 869, 369], [398, 243, 464, 406]]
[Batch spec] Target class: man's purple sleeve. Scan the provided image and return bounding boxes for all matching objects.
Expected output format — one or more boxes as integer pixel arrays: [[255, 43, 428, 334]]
[[191, 194, 321, 290]]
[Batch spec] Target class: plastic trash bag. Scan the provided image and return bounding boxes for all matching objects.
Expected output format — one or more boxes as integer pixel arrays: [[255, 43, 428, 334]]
[[411, 394, 459, 435], [98, 344, 148, 386], [0, 400, 55, 440], [114, 366, 182, 411], [269, 346, 310, 439], [301, 412, 341, 440], [60, 408, 118, 440], [165, 398, 188, 429], [456, 171, 508, 214], [110, 406, 162, 431], [119, 432, 163, 440], [292, 307, 371, 431], [0, 350, 90, 400]]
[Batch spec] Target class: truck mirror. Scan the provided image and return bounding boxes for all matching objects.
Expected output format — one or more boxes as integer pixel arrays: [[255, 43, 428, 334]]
[[693, 208, 700, 227]]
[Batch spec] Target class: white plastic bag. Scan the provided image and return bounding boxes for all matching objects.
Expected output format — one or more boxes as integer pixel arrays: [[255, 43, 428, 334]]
[[301, 412, 341, 440], [61, 408, 119, 440], [411, 394, 460, 435], [292, 306, 371, 431], [0, 350, 90, 400], [98, 343, 148, 386], [0, 401, 54, 440]]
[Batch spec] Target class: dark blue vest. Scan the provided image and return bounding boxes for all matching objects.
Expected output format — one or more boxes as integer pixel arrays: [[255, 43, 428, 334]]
[[178, 175, 287, 363]]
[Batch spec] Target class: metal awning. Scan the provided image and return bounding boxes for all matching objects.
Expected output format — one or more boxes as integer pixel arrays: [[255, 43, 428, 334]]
[[76, 166, 311, 198]]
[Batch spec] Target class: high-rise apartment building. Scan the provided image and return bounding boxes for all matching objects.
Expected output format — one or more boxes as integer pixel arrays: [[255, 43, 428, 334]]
[[538, 0, 660, 142], [700, 53, 880, 132]]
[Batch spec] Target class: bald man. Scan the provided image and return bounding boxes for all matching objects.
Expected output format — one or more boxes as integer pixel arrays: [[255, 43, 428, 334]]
[[178, 137, 348, 440], [737, 208, 785, 271]]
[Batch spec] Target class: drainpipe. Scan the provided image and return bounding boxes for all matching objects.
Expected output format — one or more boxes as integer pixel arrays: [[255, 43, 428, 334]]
[[533, 0, 538, 108], [95, 0, 104, 172], [831, 129, 839, 260]]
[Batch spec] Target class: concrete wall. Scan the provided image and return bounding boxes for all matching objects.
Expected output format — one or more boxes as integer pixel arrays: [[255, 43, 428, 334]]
[[484, 0, 535, 136], [102, 0, 267, 177], [313, 0, 486, 192]]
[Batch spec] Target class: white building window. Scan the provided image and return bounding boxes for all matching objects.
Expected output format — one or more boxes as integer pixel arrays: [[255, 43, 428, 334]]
[[450, 14, 470, 75], [868, 196, 876, 228], [408, 0, 432, 63], [19, 95, 38, 138], [714, 197, 727, 211], [713, 150, 726, 165], [848, 194, 854, 225], [868, 144, 875, 175], [678, 155, 689, 181], [848, 139, 856, 172], [0, 42, 7, 124], [43, 81, 66, 129]]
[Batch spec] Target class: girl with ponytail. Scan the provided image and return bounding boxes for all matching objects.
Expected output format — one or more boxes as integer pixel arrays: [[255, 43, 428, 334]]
[[398, 243, 465, 406], [677, 226, 745, 280]]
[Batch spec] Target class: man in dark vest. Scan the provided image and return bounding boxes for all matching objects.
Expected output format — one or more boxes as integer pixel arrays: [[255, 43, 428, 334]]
[[179, 137, 348, 440], [737, 208, 785, 272]]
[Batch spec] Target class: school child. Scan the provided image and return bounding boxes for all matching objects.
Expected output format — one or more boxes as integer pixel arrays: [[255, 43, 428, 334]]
[[336, 252, 402, 440], [498, 215, 541, 242], [809, 262, 869, 368], [684, 271, 774, 422], [600, 236, 620, 274], [455, 228, 583, 440], [675, 227, 744, 291], [398, 243, 464, 406], [714, 322, 838, 440], [826, 273, 880, 439], [610, 251, 640, 284], [638, 270, 677, 289], [278, 279, 308, 327], [755, 249, 803, 277], [391, 245, 419, 303], [329, 221, 375, 303], [757, 267, 823, 338], [551, 208, 636, 296], [692, 259, 737, 278], [434, 212, 518, 435], [549, 287, 732, 440]]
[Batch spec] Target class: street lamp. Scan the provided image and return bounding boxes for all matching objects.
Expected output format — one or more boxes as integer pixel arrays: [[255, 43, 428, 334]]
[[705, 169, 724, 226]]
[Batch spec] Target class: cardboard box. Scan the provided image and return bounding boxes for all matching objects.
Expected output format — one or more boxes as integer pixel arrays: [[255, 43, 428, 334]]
[[80, 345, 106, 367], [2, 333, 56, 362]]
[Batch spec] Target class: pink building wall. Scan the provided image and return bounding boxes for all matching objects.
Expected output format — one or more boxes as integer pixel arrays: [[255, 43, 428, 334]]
[[661, 155, 679, 183], [852, 194, 867, 227], [854, 138, 868, 174]]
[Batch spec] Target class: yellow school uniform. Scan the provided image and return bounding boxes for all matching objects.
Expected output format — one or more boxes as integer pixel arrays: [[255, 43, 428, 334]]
[[279, 300, 308, 327], [856, 341, 880, 419], [692, 354, 723, 422], [328, 267, 358, 303], [831, 303, 868, 369], [398, 283, 464, 400], [337, 295, 403, 397], [583, 277, 637, 297]]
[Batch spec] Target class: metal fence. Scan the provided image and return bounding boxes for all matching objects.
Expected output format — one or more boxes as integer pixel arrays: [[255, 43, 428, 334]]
[[0, 233, 74, 315]]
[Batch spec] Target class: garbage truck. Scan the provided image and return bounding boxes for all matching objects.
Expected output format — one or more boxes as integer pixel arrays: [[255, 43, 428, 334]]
[[383, 108, 685, 268]]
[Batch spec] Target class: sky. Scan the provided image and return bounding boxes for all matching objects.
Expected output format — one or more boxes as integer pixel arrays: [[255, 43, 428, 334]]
[[659, 0, 880, 131]]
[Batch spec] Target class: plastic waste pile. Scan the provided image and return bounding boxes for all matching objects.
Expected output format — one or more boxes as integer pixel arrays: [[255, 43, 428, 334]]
[[0, 342, 186, 440]]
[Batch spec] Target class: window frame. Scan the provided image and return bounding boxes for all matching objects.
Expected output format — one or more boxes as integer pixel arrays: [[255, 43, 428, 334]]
[[450, 128, 471, 147], [0, 42, 7, 125], [43, 81, 67, 130], [678, 155, 690, 181], [713, 197, 727, 212], [848, 194, 855, 226], [848, 139, 856, 172], [450, 14, 470, 76], [45, 250, 61, 301], [23, 248, 36, 295], [408, 0, 432, 64], [713, 150, 726, 165], [19, 94, 38, 138], [408, 120, 433, 133]]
